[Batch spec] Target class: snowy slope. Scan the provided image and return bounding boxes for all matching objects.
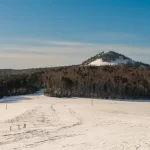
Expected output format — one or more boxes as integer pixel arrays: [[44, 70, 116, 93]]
[[1, 93, 150, 149], [89, 56, 135, 66], [89, 58, 114, 66], [82, 51, 150, 68]]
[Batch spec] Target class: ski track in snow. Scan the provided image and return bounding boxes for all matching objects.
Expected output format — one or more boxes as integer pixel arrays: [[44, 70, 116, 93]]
[[0, 94, 150, 150]]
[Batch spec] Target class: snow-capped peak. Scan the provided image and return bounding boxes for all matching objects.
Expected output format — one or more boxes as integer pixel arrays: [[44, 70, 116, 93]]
[[82, 51, 150, 68]]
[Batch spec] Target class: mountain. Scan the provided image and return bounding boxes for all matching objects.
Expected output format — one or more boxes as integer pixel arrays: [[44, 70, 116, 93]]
[[82, 51, 150, 68]]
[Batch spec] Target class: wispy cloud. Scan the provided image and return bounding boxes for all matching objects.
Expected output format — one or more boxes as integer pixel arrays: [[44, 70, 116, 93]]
[[11, 38, 95, 47], [12, 33, 138, 45], [1, 42, 150, 55], [0, 37, 150, 69]]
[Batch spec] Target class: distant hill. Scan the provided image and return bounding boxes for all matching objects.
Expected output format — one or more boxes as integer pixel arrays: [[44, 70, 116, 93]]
[[82, 51, 150, 68]]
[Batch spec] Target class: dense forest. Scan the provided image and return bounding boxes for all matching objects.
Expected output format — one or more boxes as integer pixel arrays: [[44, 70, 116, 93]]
[[0, 73, 43, 98], [1, 65, 150, 100], [44, 66, 150, 99]]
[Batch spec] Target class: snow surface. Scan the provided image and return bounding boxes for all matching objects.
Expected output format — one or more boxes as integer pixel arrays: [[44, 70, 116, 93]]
[[1, 92, 150, 150], [89, 58, 135, 66], [89, 59, 114, 66]]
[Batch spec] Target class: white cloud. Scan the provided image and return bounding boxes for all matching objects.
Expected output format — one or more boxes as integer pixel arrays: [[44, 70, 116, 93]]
[[1, 43, 150, 55], [12, 38, 95, 46], [0, 38, 150, 69]]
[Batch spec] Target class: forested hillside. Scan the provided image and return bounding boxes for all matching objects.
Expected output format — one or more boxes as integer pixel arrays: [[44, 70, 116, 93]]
[[0, 66, 150, 99], [44, 66, 150, 99], [0, 73, 43, 98]]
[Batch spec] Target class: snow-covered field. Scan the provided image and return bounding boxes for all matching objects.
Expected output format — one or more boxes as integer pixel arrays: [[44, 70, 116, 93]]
[[0, 93, 150, 150]]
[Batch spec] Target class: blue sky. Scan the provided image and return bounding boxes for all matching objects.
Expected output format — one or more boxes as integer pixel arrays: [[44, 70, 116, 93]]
[[0, 0, 150, 68]]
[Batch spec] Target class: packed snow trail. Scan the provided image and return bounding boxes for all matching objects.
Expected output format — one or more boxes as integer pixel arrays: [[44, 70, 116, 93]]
[[0, 94, 150, 150]]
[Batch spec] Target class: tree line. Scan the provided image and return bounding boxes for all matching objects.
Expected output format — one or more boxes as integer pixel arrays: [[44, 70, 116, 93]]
[[0, 73, 43, 98], [43, 66, 150, 99], [0, 65, 150, 100]]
